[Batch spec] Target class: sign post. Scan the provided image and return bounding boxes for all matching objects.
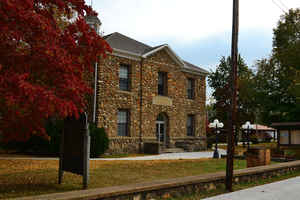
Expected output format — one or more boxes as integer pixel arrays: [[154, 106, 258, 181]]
[[58, 112, 90, 189]]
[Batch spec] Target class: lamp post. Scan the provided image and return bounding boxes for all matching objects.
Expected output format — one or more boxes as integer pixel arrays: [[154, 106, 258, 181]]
[[85, 16, 101, 123], [242, 121, 254, 149], [209, 119, 224, 159]]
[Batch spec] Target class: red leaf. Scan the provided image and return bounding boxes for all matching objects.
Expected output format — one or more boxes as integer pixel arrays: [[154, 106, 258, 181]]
[[0, 0, 111, 142]]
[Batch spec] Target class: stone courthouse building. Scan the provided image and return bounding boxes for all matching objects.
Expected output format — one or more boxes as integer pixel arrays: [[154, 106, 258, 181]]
[[96, 32, 208, 154]]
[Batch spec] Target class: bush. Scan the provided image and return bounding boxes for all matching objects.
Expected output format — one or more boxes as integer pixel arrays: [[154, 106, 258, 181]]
[[1, 120, 109, 158], [249, 134, 259, 144], [45, 119, 63, 155], [1, 119, 63, 155], [89, 124, 109, 158], [24, 135, 50, 154], [283, 149, 300, 159], [1, 135, 50, 155]]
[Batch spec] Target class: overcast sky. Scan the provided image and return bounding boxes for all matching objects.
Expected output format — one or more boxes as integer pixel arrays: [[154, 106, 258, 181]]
[[87, 0, 300, 99]]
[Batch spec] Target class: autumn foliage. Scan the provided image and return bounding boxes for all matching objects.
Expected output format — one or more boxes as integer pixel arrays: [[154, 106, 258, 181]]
[[0, 0, 111, 142]]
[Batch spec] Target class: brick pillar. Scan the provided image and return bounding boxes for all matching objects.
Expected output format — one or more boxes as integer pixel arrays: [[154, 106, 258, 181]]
[[246, 147, 271, 168]]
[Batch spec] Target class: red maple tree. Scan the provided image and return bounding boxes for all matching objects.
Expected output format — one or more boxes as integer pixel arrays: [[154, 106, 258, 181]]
[[0, 0, 111, 142]]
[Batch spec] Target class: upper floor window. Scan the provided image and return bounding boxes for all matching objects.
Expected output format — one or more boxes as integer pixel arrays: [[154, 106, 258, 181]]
[[187, 78, 195, 99], [158, 72, 167, 96], [187, 114, 195, 136], [119, 65, 130, 91], [117, 109, 130, 136]]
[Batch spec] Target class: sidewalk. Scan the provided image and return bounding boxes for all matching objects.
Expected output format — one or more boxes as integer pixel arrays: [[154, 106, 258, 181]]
[[0, 149, 227, 161], [204, 176, 300, 200]]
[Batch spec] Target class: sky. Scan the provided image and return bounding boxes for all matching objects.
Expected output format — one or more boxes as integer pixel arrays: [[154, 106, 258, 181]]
[[87, 0, 300, 100]]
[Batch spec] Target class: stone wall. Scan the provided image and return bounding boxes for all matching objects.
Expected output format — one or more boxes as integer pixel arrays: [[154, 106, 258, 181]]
[[16, 161, 300, 200], [97, 49, 207, 154]]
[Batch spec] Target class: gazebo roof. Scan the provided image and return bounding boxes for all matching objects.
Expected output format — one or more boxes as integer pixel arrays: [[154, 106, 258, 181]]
[[253, 124, 276, 131]]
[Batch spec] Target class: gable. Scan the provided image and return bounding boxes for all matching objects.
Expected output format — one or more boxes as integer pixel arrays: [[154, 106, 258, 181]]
[[104, 33, 208, 75], [146, 48, 182, 69]]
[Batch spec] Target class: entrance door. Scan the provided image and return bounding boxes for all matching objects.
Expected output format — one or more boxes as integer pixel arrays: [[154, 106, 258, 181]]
[[156, 122, 165, 143], [156, 113, 167, 146]]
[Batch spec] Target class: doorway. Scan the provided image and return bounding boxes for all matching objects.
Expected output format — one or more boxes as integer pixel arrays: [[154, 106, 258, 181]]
[[156, 113, 168, 146]]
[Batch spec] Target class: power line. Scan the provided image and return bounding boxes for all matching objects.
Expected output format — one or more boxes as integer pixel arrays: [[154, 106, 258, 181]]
[[272, 0, 300, 34], [278, 0, 289, 11], [272, 0, 287, 14]]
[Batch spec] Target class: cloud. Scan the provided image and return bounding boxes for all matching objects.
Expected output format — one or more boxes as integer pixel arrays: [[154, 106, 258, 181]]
[[93, 0, 300, 45], [88, 0, 300, 99]]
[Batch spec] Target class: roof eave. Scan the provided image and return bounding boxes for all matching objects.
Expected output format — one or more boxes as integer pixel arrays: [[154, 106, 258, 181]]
[[110, 48, 142, 61], [111, 45, 209, 77], [181, 68, 208, 76]]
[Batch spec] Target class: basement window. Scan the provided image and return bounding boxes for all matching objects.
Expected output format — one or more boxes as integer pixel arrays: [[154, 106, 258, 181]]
[[187, 115, 195, 136]]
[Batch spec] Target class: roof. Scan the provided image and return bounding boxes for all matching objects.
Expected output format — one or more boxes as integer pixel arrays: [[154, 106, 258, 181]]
[[253, 124, 276, 131], [143, 44, 165, 55], [104, 32, 209, 75], [183, 61, 209, 74], [104, 32, 151, 55], [271, 122, 300, 128]]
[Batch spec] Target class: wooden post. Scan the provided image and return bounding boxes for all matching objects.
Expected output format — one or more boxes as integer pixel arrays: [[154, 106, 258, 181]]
[[83, 134, 90, 189], [226, 0, 239, 192], [58, 129, 64, 184], [277, 130, 280, 150], [83, 114, 90, 189], [288, 129, 291, 145]]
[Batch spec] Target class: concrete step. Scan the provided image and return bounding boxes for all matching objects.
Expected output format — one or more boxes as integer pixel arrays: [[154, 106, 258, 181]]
[[161, 148, 185, 153]]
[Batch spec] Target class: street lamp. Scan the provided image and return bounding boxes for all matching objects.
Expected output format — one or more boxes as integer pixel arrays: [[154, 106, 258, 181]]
[[242, 121, 254, 149], [209, 119, 224, 158], [85, 15, 101, 123]]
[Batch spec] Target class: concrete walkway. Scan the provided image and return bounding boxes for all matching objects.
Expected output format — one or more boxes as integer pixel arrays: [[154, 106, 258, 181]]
[[95, 149, 227, 161], [0, 149, 227, 161], [204, 176, 300, 200]]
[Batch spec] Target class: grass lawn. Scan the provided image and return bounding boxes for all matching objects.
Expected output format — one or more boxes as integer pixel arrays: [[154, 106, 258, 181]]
[[0, 158, 246, 199]]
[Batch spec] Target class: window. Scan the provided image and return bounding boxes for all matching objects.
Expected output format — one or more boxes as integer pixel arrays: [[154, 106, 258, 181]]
[[158, 72, 167, 96], [280, 130, 289, 144], [119, 65, 130, 91], [117, 110, 129, 136], [187, 78, 195, 99], [187, 115, 195, 136]]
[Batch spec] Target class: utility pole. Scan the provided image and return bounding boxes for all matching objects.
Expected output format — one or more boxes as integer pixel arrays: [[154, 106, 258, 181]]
[[226, 0, 239, 192]]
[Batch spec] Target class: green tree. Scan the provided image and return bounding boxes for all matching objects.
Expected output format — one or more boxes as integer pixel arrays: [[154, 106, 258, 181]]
[[273, 9, 300, 71], [254, 8, 300, 123], [208, 56, 257, 128]]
